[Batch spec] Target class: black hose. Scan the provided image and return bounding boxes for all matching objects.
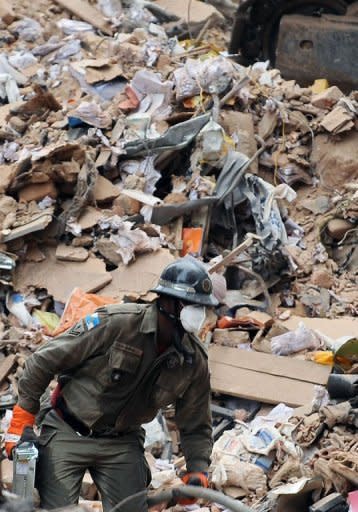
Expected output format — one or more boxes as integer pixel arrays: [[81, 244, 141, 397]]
[[109, 485, 254, 512]]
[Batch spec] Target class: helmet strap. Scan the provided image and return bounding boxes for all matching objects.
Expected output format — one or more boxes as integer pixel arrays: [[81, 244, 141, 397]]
[[157, 302, 179, 325], [157, 302, 191, 360]]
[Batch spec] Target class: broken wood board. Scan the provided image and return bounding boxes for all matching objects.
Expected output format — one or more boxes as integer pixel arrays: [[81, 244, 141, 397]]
[[1, 208, 54, 242], [209, 345, 331, 384], [284, 316, 358, 340], [0, 354, 16, 385], [209, 345, 332, 407], [51, 0, 113, 35], [99, 249, 174, 301], [14, 247, 111, 303], [219, 111, 258, 172]]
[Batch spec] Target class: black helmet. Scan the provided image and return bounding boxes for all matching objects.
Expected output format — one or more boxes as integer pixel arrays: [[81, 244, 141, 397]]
[[151, 257, 219, 307]]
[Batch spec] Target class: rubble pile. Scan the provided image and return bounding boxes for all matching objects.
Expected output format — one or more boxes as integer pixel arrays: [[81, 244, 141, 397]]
[[0, 0, 357, 510]]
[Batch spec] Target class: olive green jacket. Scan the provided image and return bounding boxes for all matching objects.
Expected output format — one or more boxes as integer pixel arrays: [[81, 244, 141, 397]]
[[18, 303, 213, 472]]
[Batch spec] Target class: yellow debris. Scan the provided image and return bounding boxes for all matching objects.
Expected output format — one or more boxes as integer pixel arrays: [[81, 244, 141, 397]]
[[311, 79, 329, 94]]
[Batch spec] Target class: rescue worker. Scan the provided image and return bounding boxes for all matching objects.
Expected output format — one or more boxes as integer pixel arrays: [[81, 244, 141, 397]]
[[5, 257, 218, 511]]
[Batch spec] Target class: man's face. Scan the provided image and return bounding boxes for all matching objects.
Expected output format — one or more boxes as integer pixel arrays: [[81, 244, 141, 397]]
[[158, 295, 178, 316], [158, 296, 194, 317]]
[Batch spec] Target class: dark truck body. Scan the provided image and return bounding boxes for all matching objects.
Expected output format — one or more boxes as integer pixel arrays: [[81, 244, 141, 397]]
[[230, 0, 358, 91]]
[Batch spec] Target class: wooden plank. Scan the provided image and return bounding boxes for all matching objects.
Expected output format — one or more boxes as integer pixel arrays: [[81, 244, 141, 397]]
[[173, 216, 183, 258], [284, 316, 357, 339], [208, 236, 254, 274], [0, 354, 16, 385], [190, 205, 210, 256], [51, 0, 113, 35], [209, 361, 318, 407], [209, 345, 331, 385]]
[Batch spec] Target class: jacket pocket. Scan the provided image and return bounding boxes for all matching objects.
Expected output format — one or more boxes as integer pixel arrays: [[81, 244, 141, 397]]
[[109, 342, 143, 373], [38, 427, 57, 448], [109, 342, 143, 384]]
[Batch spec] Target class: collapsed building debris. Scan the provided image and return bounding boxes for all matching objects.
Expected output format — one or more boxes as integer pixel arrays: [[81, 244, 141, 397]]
[[0, 0, 357, 510]]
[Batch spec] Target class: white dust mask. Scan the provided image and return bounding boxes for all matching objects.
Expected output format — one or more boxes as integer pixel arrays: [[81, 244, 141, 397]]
[[180, 305, 206, 334]]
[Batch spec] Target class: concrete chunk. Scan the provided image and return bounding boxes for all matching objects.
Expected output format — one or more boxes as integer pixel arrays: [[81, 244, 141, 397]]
[[93, 175, 120, 203], [56, 244, 89, 262], [311, 86, 344, 109], [311, 132, 358, 189], [18, 182, 58, 202]]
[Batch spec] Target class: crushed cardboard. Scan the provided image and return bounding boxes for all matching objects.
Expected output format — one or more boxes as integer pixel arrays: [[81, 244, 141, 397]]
[[14, 247, 112, 303]]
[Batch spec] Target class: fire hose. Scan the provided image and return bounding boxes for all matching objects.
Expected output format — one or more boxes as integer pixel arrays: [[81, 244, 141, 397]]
[[109, 485, 254, 512]]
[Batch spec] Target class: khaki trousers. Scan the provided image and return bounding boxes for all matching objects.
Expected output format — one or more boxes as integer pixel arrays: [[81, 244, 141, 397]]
[[36, 411, 151, 512]]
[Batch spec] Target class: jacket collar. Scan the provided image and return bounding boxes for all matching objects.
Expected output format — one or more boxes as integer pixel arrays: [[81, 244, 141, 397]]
[[139, 303, 158, 333], [140, 303, 197, 356]]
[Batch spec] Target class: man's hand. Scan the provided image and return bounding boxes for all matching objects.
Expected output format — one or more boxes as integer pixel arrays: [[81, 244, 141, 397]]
[[179, 472, 209, 505], [5, 405, 35, 459], [18, 426, 38, 446]]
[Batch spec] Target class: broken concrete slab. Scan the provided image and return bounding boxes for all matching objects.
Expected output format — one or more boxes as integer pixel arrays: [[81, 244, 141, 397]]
[[93, 175, 120, 203], [99, 249, 174, 300], [311, 86, 344, 109], [14, 247, 111, 303], [320, 106, 354, 134], [234, 310, 274, 329], [213, 329, 250, 347], [95, 238, 122, 266], [56, 244, 89, 262], [301, 196, 331, 215], [81, 59, 125, 84], [1, 208, 54, 242], [18, 181, 58, 202], [78, 207, 104, 231], [311, 132, 358, 189]]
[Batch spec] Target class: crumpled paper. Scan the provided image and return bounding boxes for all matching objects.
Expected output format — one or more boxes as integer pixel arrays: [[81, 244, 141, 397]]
[[69, 101, 112, 129], [99, 219, 161, 265]]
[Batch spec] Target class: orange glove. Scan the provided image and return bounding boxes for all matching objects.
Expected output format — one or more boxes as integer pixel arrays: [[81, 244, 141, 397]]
[[5, 404, 35, 459], [179, 472, 209, 505]]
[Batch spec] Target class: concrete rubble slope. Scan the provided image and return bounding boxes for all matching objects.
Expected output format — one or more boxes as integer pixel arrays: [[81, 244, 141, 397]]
[[0, 0, 357, 511]]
